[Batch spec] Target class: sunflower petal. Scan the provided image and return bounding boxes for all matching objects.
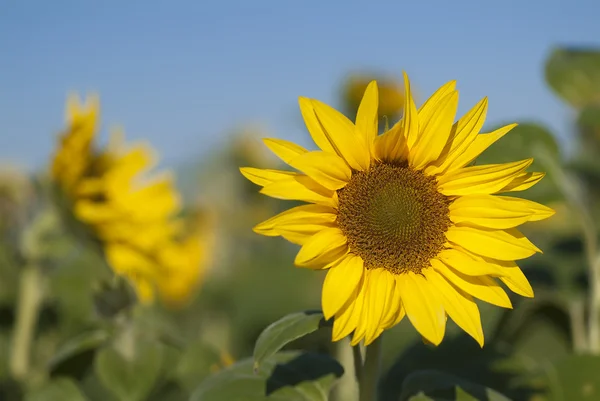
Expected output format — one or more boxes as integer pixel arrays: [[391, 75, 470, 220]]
[[374, 120, 408, 162], [437, 248, 509, 276], [396, 272, 446, 345], [499, 172, 545, 193], [446, 124, 517, 172], [294, 227, 348, 268], [240, 167, 297, 187], [446, 225, 541, 260], [431, 259, 512, 308], [322, 255, 364, 320], [430, 97, 488, 175], [253, 204, 337, 238], [260, 175, 337, 207], [424, 268, 484, 347], [381, 275, 402, 328], [364, 268, 395, 345], [417, 80, 456, 126], [288, 151, 351, 190], [501, 266, 534, 297], [311, 99, 370, 171], [355, 81, 379, 154], [401, 72, 420, 150], [263, 138, 308, 164], [299, 97, 337, 154], [438, 159, 533, 196], [332, 276, 367, 341], [449, 195, 546, 229], [410, 91, 459, 170]]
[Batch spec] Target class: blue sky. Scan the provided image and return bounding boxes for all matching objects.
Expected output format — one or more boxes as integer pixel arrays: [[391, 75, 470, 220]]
[[1, 0, 598, 171]]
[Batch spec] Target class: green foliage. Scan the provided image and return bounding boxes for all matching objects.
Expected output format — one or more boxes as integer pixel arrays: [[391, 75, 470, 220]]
[[94, 342, 163, 401], [190, 351, 344, 401], [24, 378, 87, 401], [543, 355, 600, 400], [253, 311, 329, 370], [545, 47, 600, 109]]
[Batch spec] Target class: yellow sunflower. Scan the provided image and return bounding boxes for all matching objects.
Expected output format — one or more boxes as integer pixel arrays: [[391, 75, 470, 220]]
[[51, 94, 209, 307], [241, 73, 554, 347]]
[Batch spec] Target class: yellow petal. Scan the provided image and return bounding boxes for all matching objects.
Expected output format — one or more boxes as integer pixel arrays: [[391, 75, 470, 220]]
[[104, 243, 160, 279], [499, 172, 545, 193], [355, 80, 379, 154], [239, 167, 297, 187], [253, 204, 337, 237], [260, 175, 337, 207], [299, 97, 337, 154], [322, 255, 364, 320], [423, 268, 484, 347], [311, 99, 370, 170], [374, 120, 408, 162], [438, 159, 533, 196], [263, 138, 308, 164], [364, 268, 395, 345], [418, 80, 456, 123], [396, 272, 446, 345], [501, 266, 534, 297], [401, 72, 420, 150], [410, 91, 459, 170], [429, 98, 488, 175], [445, 124, 517, 173], [294, 227, 348, 268], [288, 151, 351, 190], [437, 248, 509, 276], [431, 259, 512, 308], [333, 273, 368, 342], [381, 274, 402, 328], [446, 225, 541, 260], [449, 195, 538, 229]]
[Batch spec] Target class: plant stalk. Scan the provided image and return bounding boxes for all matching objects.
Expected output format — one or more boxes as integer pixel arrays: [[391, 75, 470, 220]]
[[9, 264, 43, 381], [359, 336, 383, 401]]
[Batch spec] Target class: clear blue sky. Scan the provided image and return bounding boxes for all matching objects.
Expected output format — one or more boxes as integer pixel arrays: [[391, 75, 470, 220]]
[[1, 0, 598, 171]]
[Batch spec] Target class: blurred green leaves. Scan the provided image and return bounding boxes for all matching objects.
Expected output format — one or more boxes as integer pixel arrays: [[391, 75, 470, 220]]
[[95, 342, 163, 401], [545, 48, 600, 109], [24, 378, 87, 401]]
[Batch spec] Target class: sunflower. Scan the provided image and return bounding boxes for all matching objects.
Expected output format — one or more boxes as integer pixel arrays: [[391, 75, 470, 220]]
[[241, 73, 554, 347], [51, 94, 209, 306]]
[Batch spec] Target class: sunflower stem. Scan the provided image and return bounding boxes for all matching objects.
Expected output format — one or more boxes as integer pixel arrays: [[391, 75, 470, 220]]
[[9, 264, 43, 382], [359, 337, 382, 401]]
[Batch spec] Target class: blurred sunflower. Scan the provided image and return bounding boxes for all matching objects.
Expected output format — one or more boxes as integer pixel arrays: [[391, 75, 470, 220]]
[[241, 73, 554, 347], [51, 94, 210, 307]]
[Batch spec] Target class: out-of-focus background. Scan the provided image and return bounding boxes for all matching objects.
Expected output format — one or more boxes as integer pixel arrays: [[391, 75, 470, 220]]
[[2, 1, 600, 401]]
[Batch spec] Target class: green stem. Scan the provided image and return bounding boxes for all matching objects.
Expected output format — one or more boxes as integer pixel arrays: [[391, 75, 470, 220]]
[[359, 336, 383, 401], [9, 264, 43, 382]]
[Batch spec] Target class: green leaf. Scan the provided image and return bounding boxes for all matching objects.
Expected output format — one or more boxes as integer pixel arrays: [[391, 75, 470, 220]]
[[545, 354, 600, 400], [95, 342, 163, 401], [253, 310, 328, 371], [399, 370, 511, 401], [175, 340, 223, 391], [455, 387, 478, 401], [25, 378, 87, 401], [48, 329, 110, 373], [190, 351, 344, 401], [545, 47, 600, 109]]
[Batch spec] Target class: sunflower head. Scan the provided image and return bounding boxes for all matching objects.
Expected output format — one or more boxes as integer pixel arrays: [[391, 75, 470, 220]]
[[51, 94, 208, 307], [241, 73, 555, 347]]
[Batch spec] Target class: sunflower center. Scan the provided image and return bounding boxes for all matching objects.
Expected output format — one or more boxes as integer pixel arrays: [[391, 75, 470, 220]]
[[336, 161, 451, 274]]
